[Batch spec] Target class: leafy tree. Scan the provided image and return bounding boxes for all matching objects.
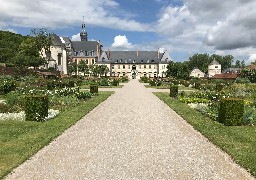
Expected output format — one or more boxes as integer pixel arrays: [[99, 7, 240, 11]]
[[0, 30, 26, 63], [187, 53, 211, 73], [166, 61, 189, 79], [78, 60, 89, 76], [98, 65, 109, 77], [89, 65, 100, 77], [240, 68, 256, 83], [234, 60, 241, 68], [68, 62, 77, 75]]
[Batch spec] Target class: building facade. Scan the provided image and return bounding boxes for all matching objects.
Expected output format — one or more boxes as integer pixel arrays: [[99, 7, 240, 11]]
[[97, 50, 171, 79], [208, 59, 221, 78], [190, 68, 205, 78], [40, 33, 68, 74]]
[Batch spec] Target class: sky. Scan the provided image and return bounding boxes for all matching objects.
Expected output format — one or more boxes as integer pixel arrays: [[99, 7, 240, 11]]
[[1, 0, 256, 64]]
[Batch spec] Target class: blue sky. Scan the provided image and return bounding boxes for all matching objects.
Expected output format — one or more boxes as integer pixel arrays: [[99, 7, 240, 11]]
[[1, 0, 256, 63]]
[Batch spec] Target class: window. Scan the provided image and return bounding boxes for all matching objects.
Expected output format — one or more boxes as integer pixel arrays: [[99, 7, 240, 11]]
[[139, 65, 141, 69], [120, 59, 122, 63], [112, 65, 114, 69], [133, 60, 136, 63], [154, 65, 156, 69], [123, 65, 125, 69], [123, 72, 126, 76], [151, 60, 154, 63], [118, 65, 120, 69], [128, 65, 130, 69], [141, 60, 144, 63], [86, 59, 89, 64], [144, 65, 146, 69], [92, 59, 95, 64], [57, 53, 62, 65], [215, 66, 218, 68], [149, 65, 151, 69]]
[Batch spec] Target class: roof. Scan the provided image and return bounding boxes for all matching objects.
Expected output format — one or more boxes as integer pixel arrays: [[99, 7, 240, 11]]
[[98, 50, 171, 64], [209, 59, 220, 65], [72, 41, 98, 52], [211, 73, 240, 79], [50, 34, 63, 46], [222, 68, 241, 73]]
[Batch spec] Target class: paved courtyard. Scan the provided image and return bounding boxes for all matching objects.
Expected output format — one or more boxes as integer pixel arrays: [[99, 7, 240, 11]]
[[6, 80, 254, 179]]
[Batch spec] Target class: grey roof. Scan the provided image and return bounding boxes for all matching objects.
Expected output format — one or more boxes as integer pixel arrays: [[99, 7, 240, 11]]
[[209, 59, 220, 65], [72, 41, 98, 52], [50, 34, 63, 46], [223, 68, 241, 73], [98, 50, 171, 64]]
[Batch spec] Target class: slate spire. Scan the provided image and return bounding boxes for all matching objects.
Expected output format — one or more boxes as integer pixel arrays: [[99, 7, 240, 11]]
[[80, 16, 88, 41]]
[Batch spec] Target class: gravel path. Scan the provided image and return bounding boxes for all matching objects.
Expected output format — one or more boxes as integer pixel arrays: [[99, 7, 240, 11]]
[[6, 80, 254, 180]]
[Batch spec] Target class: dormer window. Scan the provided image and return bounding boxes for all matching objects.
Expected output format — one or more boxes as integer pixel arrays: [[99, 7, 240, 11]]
[[120, 59, 122, 63], [102, 57, 105, 62], [133, 60, 136, 63], [151, 60, 154, 63], [141, 60, 144, 63], [116, 60, 118, 63]]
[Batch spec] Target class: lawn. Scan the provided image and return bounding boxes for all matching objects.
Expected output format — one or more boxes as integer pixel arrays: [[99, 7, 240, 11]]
[[155, 92, 256, 177], [145, 84, 196, 91], [0, 91, 113, 178]]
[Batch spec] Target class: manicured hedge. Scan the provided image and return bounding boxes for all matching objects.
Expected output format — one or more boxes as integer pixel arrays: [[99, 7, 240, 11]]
[[90, 85, 98, 93], [170, 85, 178, 98], [25, 95, 48, 122], [218, 98, 244, 126]]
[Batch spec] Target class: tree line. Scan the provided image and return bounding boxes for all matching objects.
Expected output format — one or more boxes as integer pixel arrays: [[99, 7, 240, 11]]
[[166, 53, 246, 79]]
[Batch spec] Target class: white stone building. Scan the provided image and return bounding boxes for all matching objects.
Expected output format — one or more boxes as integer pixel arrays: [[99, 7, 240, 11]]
[[208, 59, 221, 78], [190, 68, 205, 78], [97, 50, 171, 79]]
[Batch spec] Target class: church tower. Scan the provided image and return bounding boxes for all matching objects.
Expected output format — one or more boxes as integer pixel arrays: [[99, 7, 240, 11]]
[[80, 16, 88, 41]]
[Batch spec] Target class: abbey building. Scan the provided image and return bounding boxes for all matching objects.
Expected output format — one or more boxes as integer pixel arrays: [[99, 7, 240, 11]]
[[41, 18, 171, 79]]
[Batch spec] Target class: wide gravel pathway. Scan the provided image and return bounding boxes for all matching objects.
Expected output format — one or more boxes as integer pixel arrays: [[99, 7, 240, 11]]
[[6, 80, 254, 180]]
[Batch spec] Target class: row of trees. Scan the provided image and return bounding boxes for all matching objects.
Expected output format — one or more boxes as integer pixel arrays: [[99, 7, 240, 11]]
[[68, 61, 109, 77], [166, 53, 246, 79], [0, 29, 51, 68]]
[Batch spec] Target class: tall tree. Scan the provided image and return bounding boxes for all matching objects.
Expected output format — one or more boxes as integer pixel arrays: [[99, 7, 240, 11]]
[[78, 60, 89, 76]]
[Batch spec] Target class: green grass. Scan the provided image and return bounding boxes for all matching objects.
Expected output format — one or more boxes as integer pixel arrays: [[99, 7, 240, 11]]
[[155, 92, 256, 177], [0, 91, 113, 178], [145, 85, 196, 91]]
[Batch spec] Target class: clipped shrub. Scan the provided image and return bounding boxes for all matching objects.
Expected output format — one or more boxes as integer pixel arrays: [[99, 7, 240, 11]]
[[90, 85, 98, 93], [140, 76, 149, 83], [25, 95, 48, 122], [0, 80, 16, 94], [194, 82, 201, 89], [218, 98, 244, 126], [99, 78, 109, 86], [121, 76, 129, 82], [111, 79, 119, 86], [170, 85, 178, 98], [216, 83, 224, 92], [149, 80, 156, 86]]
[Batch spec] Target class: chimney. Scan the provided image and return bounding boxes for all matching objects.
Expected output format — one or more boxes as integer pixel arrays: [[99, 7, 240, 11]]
[[157, 48, 159, 59], [137, 49, 139, 57], [108, 49, 110, 59], [97, 44, 99, 57]]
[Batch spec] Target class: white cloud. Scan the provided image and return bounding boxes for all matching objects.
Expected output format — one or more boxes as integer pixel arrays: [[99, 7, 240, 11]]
[[111, 35, 133, 49], [0, 0, 150, 32], [153, 0, 256, 61], [248, 54, 256, 64], [71, 33, 81, 41]]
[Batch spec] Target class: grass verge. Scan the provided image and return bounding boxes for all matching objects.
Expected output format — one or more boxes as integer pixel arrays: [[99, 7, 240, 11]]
[[155, 92, 256, 177], [0, 91, 113, 178], [145, 85, 196, 91]]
